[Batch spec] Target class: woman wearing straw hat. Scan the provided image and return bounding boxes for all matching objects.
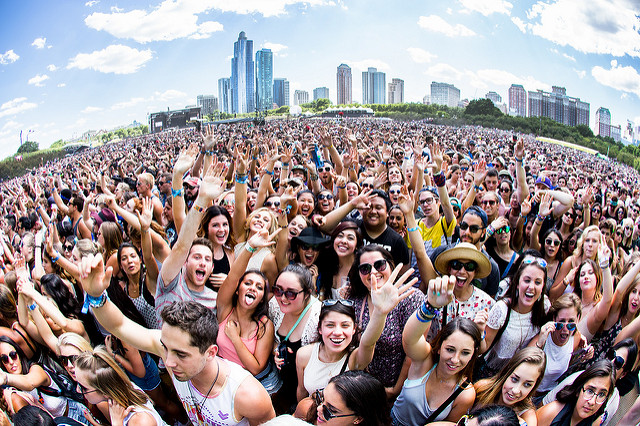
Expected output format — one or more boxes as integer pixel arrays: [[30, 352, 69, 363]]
[[427, 242, 495, 340]]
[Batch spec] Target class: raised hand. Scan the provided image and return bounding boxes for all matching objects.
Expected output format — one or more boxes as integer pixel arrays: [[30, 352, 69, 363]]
[[370, 263, 417, 315], [474, 309, 489, 333], [520, 196, 532, 216], [397, 186, 415, 216], [538, 321, 556, 345], [426, 275, 455, 308], [202, 125, 216, 151], [246, 227, 281, 251], [136, 197, 153, 232], [514, 138, 524, 160], [173, 143, 199, 175], [78, 253, 113, 298], [14, 253, 29, 282], [473, 159, 487, 186], [431, 142, 444, 173], [539, 192, 554, 217], [235, 146, 250, 175], [198, 163, 226, 202]]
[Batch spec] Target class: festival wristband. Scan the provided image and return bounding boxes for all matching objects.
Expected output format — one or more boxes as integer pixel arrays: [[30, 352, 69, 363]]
[[171, 188, 184, 197]]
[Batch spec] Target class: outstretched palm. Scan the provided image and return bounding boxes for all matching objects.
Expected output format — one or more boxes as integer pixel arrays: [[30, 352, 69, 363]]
[[370, 263, 417, 315]]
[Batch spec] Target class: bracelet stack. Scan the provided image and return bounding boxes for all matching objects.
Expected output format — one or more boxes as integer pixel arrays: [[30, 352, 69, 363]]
[[536, 214, 545, 222], [82, 292, 109, 314], [416, 300, 441, 323], [473, 185, 483, 192], [486, 225, 495, 237], [433, 172, 446, 187], [235, 173, 249, 185]]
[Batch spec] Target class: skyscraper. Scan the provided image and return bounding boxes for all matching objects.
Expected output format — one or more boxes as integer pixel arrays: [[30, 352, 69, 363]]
[[218, 78, 231, 114], [362, 67, 386, 104], [527, 86, 589, 127], [430, 82, 460, 108], [197, 95, 218, 116], [336, 64, 352, 105], [313, 87, 330, 101], [485, 91, 502, 105], [388, 78, 404, 104], [255, 48, 273, 112], [293, 90, 309, 105], [508, 84, 527, 117], [231, 31, 255, 114], [273, 78, 290, 107], [595, 107, 612, 138]]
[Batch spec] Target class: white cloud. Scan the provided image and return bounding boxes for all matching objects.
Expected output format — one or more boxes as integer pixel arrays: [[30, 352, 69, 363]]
[[511, 17, 528, 33], [574, 69, 586, 79], [154, 89, 187, 102], [46, 64, 58, 72], [85, 0, 223, 43], [57, 83, 66, 87], [592, 60, 640, 98], [81, 106, 103, 113], [342, 59, 390, 71], [0, 97, 37, 118], [418, 15, 476, 37], [562, 53, 576, 62], [112, 97, 147, 110], [0, 50, 19, 65], [205, 0, 333, 17], [407, 47, 437, 63], [85, 0, 99, 6], [32, 37, 47, 49], [67, 45, 153, 74], [262, 42, 288, 56], [28, 74, 50, 87], [524, 0, 640, 57], [458, 0, 513, 16], [111, 6, 123, 12]]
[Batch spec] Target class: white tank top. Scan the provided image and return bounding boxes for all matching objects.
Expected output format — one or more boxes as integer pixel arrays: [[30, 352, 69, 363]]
[[538, 334, 574, 392], [303, 343, 349, 396], [123, 400, 168, 426], [172, 359, 251, 425]]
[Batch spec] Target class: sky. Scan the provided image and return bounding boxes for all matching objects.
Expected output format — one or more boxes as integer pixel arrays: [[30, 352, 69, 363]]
[[1, 0, 639, 159]]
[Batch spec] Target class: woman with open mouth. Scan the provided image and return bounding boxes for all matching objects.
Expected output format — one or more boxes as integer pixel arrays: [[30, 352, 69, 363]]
[[216, 229, 281, 394], [289, 227, 331, 295], [536, 361, 614, 426], [315, 191, 335, 217], [198, 205, 236, 292], [392, 277, 481, 425], [297, 190, 317, 220], [477, 256, 548, 380], [529, 228, 564, 296], [316, 221, 362, 301], [473, 347, 546, 426]]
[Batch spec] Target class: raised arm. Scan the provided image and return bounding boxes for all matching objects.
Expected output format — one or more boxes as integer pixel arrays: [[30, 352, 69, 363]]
[[171, 143, 199, 234], [137, 197, 159, 296], [318, 190, 374, 234], [351, 264, 417, 370], [232, 147, 250, 242], [514, 138, 529, 203], [431, 142, 455, 227], [585, 245, 614, 335]]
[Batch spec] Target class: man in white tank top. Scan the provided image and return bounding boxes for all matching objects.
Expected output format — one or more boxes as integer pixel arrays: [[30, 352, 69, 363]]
[[78, 253, 276, 426]]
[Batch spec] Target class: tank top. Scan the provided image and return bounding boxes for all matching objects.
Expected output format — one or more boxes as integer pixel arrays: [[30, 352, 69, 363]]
[[539, 334, 574, 392], [216, 310, 259, 368], [303, 343, 349, 396], [392, 364, 459, 425], [234, 242, 270, 272], [171, 359, 250, 426], [122, 400, 168, 426], [213, 251, 231, 275]]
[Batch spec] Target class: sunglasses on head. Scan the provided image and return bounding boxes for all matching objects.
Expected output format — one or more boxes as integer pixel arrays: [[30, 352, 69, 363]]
[[449, 260, 478, 272], [545, 238, 561, 247], [554, 322, 577, 331], [265, 201, 281, 208], [322, 299, 354, 308], [317, 194, 333, 201], [59, 354, 79, 366], [522, 257, 548, 268], [459, 222, 484, 233], [358, 259, 388, 275], [495, 226, 510, 234], [0, 351, 18, 364], [272, 286, 304, 300]]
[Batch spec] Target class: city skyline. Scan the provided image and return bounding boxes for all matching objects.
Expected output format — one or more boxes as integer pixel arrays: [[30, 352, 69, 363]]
[[1, 0, 639, 158]]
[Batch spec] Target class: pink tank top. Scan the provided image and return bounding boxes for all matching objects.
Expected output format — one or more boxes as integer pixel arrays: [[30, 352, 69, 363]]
[[216, 310, 259, 368]]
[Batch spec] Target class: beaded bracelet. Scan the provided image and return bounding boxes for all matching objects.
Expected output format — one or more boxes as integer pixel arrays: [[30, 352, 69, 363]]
[[486, 225, 495, 237], [235, 174, 249, 185], [433, 172, 446, 187], [84, 292, 108, 312], [407, 226, 419, 233], [28, 303, 37, 311], [536, 214, 545, 222], [171, 188, 184, 197], [416, 301, 440, 323], [192, 204, 206, 213]]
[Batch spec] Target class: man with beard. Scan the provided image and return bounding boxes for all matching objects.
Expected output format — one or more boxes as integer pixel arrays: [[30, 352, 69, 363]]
[[430, 206, 500, 298]]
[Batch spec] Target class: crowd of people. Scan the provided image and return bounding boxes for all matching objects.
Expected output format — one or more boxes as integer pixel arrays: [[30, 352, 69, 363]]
[[0, 118, 639, 426]]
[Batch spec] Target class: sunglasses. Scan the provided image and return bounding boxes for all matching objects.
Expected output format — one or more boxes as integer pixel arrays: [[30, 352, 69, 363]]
[[63, 244, 74, 252], [322, 299, 354, 308], [461, 167, 469, 171], [0, 351, 18, 364], [554, 322, 577, 331], [545, 238, 561, 247], [459, 222, 484, 233], [499, 187, 511, 193], [320, 166, 332, 172], [522, 257, 548, 268], [272, 286, 304, 300], [264, 201, 281, 208], [300, 243, 320, 251], [79, 384, 99, 396], [358, 259, 388, 275], [495, 226, 510, 234], [361, 183, 373, 189], [317, 194, 334, 201], [449, 260, 478, 272], [59, 354, 79, 366], [482, 200, 497, 206], [389, 189, 401, 194], [607, 350, 625, 370], [313, 390, 356, 422]]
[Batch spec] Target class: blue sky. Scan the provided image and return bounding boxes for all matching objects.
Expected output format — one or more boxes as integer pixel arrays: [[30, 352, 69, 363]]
[[1, 0, 639, 159]]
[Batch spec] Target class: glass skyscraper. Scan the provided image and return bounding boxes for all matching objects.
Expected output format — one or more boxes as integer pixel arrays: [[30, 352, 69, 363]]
[[273, 78, 290, 107], [255, 49, 273, 112], [231, 31, 255, 114]]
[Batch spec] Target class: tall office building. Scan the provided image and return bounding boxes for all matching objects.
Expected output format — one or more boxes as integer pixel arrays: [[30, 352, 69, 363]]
[[313, 87, 330, 101], [231, 31, 255, 114], [197, 95, 218, 116], [430, 82, 460, 108], [336, 64, 352, 105], [218, 78, 231, 114], [528, 86, 589, 127], [273, 78, 290, 107], [293, 90, 309, 105], [362, 67, 386, 104], [255, 48, 273, 112], [508, 84, 527, 117], [485, 91, 502, 105], [595, 107, 612, 138], [388, 78, 404, 104]]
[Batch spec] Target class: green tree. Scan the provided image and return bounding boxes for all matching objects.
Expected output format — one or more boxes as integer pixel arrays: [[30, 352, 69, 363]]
[[17, 141, 39, 154], [575, 124, 594, 138], [465, 99, 502, 117]]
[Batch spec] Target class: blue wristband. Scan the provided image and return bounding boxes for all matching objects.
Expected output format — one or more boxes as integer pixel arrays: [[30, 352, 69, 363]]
[[407, 226, 419, 232], [171, 188, 184, 197]]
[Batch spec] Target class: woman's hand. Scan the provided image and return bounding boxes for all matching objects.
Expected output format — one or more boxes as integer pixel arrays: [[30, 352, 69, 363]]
[[538, 321, 556, 345], [473, 309, 489, 334], [224, 319, 241, 342], [246, 227, 281, 251], [108, 399, 134, 426], [136, 197, 153, 232], [16, 276, 37, 299], [370, 263, 417, 315], [426, 275, 455, 308], [173, 143, 199, 176]]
